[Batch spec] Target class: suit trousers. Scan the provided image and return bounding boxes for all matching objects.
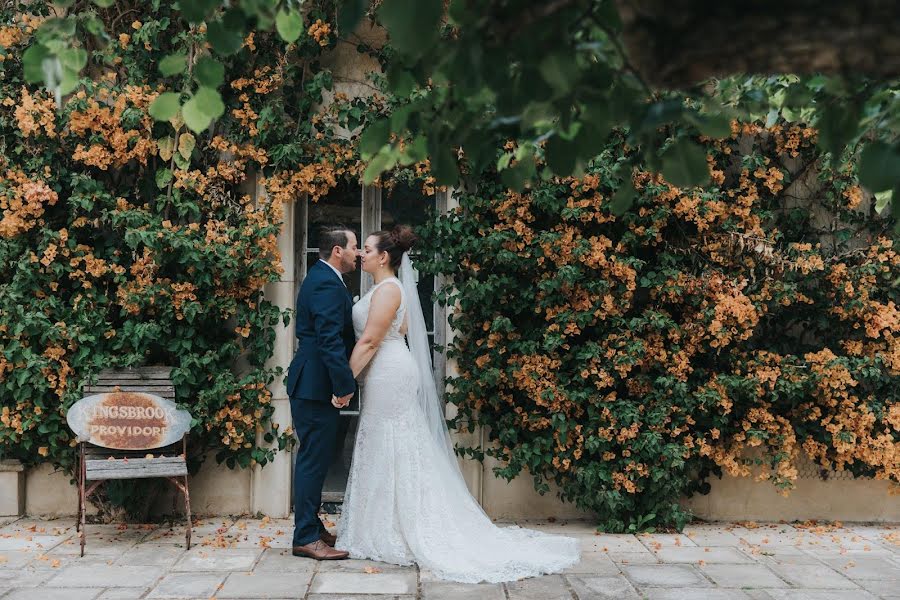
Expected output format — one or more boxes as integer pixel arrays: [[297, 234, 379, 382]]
[[290, 397, 340, 547]]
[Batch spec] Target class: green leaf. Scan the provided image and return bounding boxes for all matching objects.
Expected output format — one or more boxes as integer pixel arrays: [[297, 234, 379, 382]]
[[817, 101, 860, 163], [338, 0, 368, 35], [430, 144, 458, 186], [182, 96, 213, 132], [58, 67, 79, 96], [194, 57, 225, 88], [22, 43, 51, 84], [399, 135, 427, 165], [378, 0, 441, 56], [207, 21, 244, 56], [148, 92, 181, 121], [178, 132, 196, 160], [573, 123, 608, 162], [610, 178, 636, 216], [359, 118, 390, 159], [539, 52, 579, 93], [545, 134, 576, 177], [155, 168, 173, 189], [363, 151, 393, 184], [159, 53, 187, 77], [661, 139, 710, 188], [58, 47, 87, 72], [858, 141, 900, 193], [275, 8, 304, 43], [387, 67, 416, 97], [685, 112, 731, 139], [179, 0, 219, 23], [874, 189, 892, 215], [157, 136, 175, 161], [193, 86, 225, 118], [92, 0, 115, 6]]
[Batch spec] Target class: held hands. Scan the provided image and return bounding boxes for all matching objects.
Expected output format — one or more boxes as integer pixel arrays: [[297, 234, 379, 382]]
[[331, 393, 353, 409]]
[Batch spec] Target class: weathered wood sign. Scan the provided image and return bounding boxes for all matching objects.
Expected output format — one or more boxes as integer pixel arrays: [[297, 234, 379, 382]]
[[66, 392, 191, 450]]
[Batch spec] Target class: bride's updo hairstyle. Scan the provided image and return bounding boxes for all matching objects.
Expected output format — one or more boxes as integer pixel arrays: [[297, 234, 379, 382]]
[[372, 224, 417, 272]]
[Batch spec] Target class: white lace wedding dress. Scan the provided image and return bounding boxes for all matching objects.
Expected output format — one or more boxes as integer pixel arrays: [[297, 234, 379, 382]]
[[336, 273, 580, 583]]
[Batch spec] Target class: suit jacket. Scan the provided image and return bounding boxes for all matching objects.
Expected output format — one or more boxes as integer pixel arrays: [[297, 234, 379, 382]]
[[286, 260, 356, 403]]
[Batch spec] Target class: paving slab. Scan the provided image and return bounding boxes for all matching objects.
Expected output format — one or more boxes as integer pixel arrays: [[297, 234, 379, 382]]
[[858, 578, 900, 598], [171, 546, 262, 571], [253, 548, 318, 573], [762, 590, 879, 600], [0, 551, 37, 569], [0, 534, 68, 552], [3, 588, 103, 599], [45, 564, 164, 588], [114, 543, 185, 567], [640, 589, 754, 600], [0, 567, 57, 587], [565, 574, 641, 599], [581, 534, 654, 553], [146, 572, 226, 599], [317, 557, 415, 573], [638, 533, 699, 549], [607, 551, 663, 564], [699, 563, 789, 588], [420, 581, 505, 600], [49, 537, 132, 557], [623, 564, 711, 587], [563, 550, 622, 574], [309, 596, 415, 600], [96, 589, 151, 599], [767, 563, 860, 588], [654, 546, 756, 564], [218, 571, 312, 597], [682, 527, 744, 547], [310, 572, 417, 595], [504, 574, 572, 600], [818, 554, 900, 580]]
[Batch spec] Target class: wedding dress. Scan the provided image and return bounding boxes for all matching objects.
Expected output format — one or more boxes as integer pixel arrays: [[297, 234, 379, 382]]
[[336, 254, 580, 583]]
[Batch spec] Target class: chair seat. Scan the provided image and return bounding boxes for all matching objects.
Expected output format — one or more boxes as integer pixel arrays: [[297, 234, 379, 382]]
[[85, 456, 188, 481]]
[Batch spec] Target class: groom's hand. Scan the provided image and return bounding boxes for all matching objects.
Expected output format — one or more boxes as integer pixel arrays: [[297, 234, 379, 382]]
[[331, 393, 352, 408]]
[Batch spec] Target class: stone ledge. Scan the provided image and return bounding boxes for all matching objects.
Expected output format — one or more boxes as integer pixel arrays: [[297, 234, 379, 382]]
[[0, 459, 25, 516]]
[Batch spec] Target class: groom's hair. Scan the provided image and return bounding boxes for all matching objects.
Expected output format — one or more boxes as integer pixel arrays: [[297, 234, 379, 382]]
[[318, 226, 353, 259]]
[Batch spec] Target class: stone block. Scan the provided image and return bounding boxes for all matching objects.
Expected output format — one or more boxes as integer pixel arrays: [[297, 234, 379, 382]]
[[420, 581, 504, 600], [0, 460, 24, 517], [699, 563, 789, 588], [310, 572, 417, 595], [147, 572, 226, 598], [219, 571, 312, 597]]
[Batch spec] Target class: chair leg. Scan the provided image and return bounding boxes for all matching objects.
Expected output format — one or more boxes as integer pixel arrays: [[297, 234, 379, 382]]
[[183, 475, 192, 550], [75, 464, 82, 533], [78, 477, 87, 557]]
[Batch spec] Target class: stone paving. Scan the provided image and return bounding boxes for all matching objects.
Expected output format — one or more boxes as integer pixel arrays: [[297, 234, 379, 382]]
[[0, 515, 897, 599]]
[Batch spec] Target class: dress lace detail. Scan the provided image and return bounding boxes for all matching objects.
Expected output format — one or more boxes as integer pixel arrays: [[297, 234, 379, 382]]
[[336, 277, 580, 583]]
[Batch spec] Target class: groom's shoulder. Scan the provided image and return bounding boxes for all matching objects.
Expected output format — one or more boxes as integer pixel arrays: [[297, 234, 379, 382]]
[[300, 263, 341, 293]]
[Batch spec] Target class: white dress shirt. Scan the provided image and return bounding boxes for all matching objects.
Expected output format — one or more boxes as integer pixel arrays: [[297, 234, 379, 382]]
[[319, 259, 346, 286]]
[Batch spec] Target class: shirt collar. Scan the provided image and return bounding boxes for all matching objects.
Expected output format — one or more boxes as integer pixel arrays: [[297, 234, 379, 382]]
[[319, 259, 346, 286]]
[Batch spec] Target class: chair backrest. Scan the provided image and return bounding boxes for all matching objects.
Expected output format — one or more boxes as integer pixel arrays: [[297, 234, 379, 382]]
[[83, 366, 175, 400]]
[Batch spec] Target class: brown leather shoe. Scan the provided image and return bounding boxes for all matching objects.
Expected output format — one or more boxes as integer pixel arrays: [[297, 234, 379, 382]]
[[319, 529, 337, 547], [292, 539, 349, 560]]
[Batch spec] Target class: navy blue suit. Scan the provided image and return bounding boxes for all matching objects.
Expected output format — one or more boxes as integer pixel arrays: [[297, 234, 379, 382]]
[[287, 260, 356, 547]]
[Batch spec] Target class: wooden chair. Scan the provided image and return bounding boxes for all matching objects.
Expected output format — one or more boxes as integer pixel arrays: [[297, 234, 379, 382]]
[[73, 367, 192, 556]]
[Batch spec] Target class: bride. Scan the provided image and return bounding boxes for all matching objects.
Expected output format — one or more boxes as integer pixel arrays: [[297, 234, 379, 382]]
[[333, 224, 580, 583]]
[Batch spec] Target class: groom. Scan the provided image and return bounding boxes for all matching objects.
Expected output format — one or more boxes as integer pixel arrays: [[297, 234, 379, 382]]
[[286, 226, 358, 560]]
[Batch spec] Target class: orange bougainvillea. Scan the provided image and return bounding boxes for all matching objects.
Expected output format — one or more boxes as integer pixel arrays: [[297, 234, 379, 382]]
[[418, 119, 899, 532], [0, 4, 372, 478]]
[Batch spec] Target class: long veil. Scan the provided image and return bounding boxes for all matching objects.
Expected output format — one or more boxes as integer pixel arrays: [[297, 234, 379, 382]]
[[398, 252, 481, 493]]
